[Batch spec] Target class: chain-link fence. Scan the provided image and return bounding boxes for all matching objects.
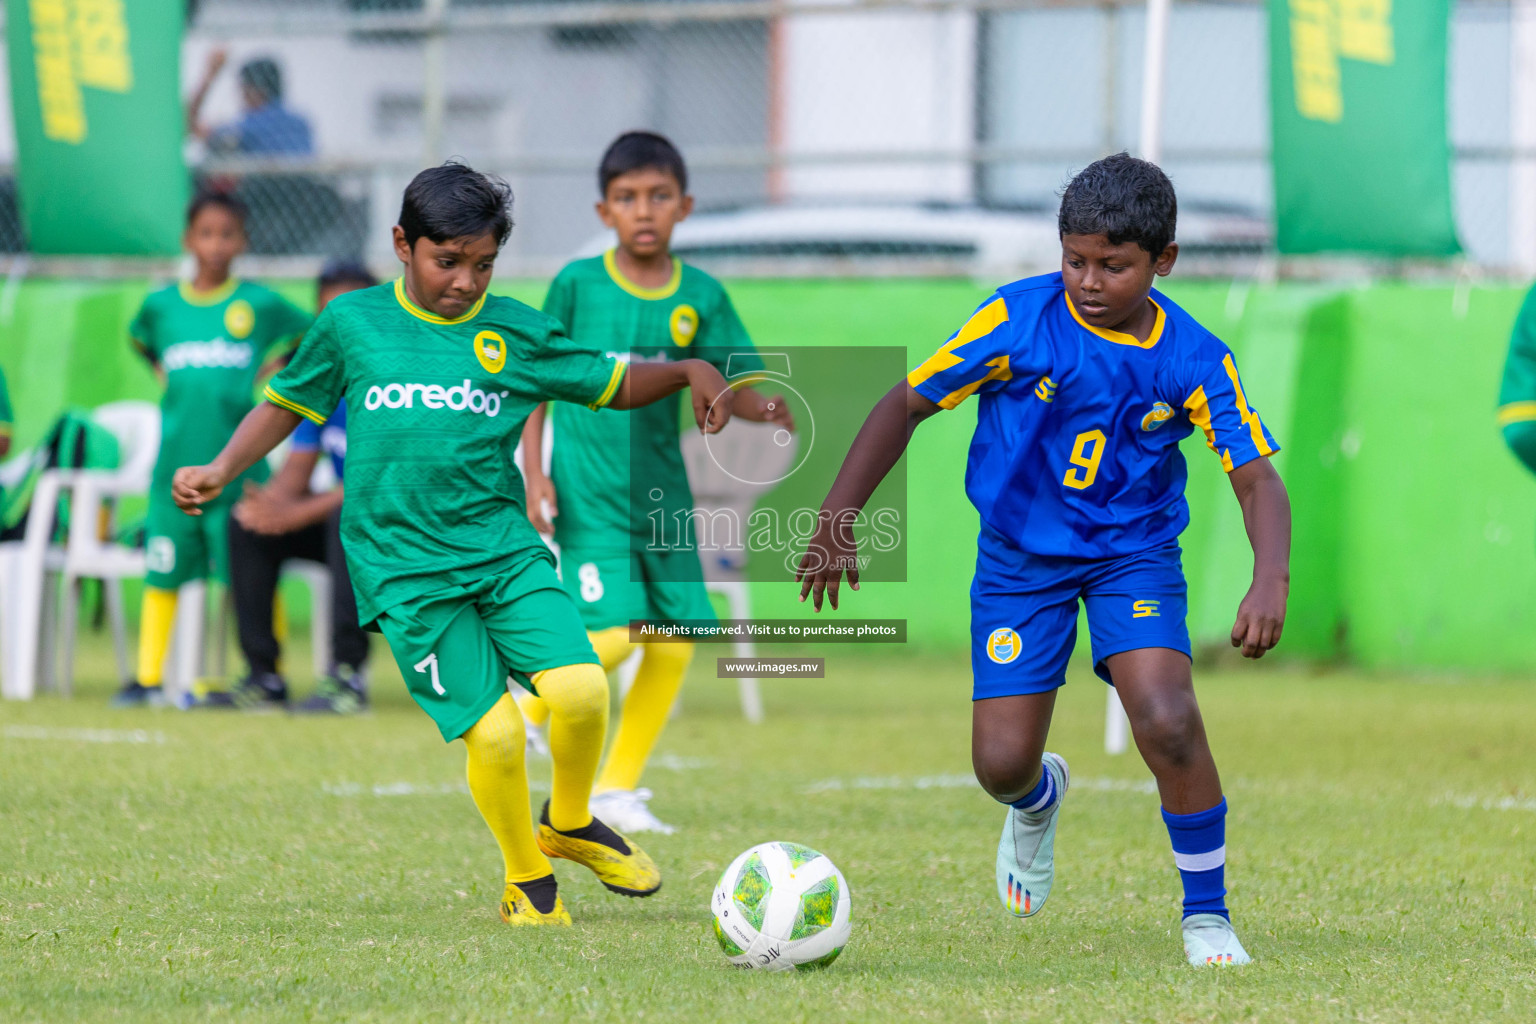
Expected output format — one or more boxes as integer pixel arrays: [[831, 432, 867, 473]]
[[0, 0, 1526, 274]]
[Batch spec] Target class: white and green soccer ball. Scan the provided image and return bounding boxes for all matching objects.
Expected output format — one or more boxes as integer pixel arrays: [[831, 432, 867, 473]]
[[710, 841, 851, 971]]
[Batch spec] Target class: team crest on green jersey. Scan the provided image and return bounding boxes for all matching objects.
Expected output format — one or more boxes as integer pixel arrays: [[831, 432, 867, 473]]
[[224, 299, 255, 339], [475, 330, 507, 373], [670, 304, 698, 347]]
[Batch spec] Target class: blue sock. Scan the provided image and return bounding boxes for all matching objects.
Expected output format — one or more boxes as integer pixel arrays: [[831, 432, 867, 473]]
[[1161, 798, 1229, 920], [1008, 762, 1057, 816]]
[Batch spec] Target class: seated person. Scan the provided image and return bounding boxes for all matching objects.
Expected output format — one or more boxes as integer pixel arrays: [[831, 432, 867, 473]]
[[223, 262, 374, 712]]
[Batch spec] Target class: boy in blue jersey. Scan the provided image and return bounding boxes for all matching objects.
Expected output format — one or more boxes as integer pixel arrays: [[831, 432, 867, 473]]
[[797, 154, 1290, 967]]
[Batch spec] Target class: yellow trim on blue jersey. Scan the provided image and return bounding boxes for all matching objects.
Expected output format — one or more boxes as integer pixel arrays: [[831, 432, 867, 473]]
[[603, 249, 682, 301], [1497, 400, 1536, 426], [177, 278, 240, 307], [264, 385, 326, 425], [907, 297, 1011, 408], [1183, 385, 1234, 472], [1222, 353, 1274, 457], [588, 358, 628, 410], [1064, 293, 1165, 349], [392, 278, 488, 325]]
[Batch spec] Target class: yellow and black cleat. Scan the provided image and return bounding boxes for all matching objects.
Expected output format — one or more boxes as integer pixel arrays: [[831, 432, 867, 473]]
[[498, 876, 572, 927], [536, 801, 662, 898]]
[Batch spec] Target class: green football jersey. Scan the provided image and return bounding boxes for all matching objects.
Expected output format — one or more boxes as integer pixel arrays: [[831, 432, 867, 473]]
[[264, 278, 626, 627], [543, 250, 763, 547], [131, 279, 311, 496], [0, 364, 11, 443]]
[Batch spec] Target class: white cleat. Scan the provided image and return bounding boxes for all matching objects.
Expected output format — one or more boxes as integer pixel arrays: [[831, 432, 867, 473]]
[[589, 788, 676, 835], [1182, 913, 1253, 966], [995, 752, 1070, 918]]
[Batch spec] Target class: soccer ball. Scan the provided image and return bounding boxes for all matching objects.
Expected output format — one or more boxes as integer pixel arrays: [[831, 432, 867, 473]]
[[710, 841, 852, 971]]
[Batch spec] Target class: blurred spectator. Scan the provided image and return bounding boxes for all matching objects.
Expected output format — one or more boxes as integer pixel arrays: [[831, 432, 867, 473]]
[[188, 49, 314, 157]]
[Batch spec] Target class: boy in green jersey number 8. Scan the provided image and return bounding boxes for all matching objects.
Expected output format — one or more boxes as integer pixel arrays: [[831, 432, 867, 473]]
[[519, 133, 794, 835], [114, 193, 312, 708], [173, 163, 736, 926]]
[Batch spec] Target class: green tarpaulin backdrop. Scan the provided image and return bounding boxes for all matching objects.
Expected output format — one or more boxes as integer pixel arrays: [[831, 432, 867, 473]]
[[4, 0, 187, 254], [1269, 0, 1459, 256]]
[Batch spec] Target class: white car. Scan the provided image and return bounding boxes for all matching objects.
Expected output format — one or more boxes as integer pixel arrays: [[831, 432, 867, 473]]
[[576, 202, 1271, 277]]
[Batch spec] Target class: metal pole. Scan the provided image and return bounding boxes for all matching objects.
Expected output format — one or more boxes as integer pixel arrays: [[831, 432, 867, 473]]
[[1137, 0, 1170, 165], [421, 0, 449, 167], [1107, 0, 1171, 757]]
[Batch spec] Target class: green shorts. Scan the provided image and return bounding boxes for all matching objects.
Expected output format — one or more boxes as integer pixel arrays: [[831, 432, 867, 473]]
[[374, 556, 599, 741], [144, 496, 231, 589], [559, 543, 718, 632]]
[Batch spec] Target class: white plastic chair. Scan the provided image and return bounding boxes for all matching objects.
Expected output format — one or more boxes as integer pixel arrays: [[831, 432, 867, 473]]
[[0, 402, 159, 700], [680, 419, 801, 724]]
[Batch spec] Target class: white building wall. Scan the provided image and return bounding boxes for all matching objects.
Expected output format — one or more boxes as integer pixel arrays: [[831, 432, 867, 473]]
[[778, 9, 976, 203]]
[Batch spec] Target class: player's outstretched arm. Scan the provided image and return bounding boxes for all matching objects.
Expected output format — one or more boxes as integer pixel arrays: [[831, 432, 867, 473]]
[[796, 382, 940, 612], [610, 359, 735, 434], [1227, 456, 1291, 658], [172, 402, 302, 516]]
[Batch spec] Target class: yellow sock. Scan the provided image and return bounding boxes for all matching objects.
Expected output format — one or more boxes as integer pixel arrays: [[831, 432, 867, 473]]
[[135, 587, 178, 686], [462, 694, 552, 884], [531, 662, 609, 831], [517, 627, 633, 729], [596, 642, 694, 794]]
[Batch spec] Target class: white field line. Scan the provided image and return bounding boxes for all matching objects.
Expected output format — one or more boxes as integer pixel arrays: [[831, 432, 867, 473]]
[[1, 724, 167, 745], [804, 773, 1158, 795], [1435, 793, 1536, 814]]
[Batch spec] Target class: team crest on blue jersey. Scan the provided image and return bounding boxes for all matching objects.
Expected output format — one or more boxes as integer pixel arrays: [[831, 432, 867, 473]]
[[1140, 402, 1173, 431], [986, 627, 1021, 664]]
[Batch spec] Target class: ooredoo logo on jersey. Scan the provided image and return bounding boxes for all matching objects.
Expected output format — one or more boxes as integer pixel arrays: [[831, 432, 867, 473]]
[[363, 379, 508, 418]]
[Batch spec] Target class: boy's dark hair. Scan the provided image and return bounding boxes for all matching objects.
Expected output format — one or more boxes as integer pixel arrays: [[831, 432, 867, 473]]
[[398, 161, 514, 249], [599, 131, 688, 196], [239, 58, 283, 104], [1058, 152, 1177, 257], [318, 259, 377, 291], [186, 190, 247, 229]]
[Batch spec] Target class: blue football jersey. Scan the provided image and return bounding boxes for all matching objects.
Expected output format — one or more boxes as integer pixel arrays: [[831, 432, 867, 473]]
[[908, 272, 1278, 559]]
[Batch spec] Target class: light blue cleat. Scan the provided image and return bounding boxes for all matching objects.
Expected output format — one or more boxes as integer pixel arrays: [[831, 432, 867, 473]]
[[1182, 913, 1253, 966], [995, 752, 1069, 917]]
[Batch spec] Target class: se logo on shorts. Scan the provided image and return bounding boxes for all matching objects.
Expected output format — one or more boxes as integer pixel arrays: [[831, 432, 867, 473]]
[[987, 627, 1021, 664]]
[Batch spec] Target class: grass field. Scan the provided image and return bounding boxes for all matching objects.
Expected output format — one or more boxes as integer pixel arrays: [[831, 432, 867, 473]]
[[2, 634, 1533, 1023]]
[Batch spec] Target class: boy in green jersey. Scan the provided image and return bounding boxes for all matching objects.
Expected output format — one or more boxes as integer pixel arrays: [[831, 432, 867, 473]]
[[518, 132, 794, 835], [114, 193, 312, 708], [173, 162, 736, 926]]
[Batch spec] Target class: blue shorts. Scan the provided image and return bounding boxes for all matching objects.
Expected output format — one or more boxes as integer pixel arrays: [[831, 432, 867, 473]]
[[970, 528, 1191, 700]]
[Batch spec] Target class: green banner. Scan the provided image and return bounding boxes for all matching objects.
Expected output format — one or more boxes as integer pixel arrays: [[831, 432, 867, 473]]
[[5, 0, 187, 254], [1269, 0, 1458, 256]]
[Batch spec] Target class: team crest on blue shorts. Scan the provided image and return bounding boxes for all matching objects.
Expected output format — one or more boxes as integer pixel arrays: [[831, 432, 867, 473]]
[[987, 627, 1021, 664]]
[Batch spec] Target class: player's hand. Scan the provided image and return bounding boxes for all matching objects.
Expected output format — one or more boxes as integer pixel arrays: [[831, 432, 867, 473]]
[[1231, 574, 1287, 659], [760, 393, 796, 432], [525, 472, 559, 535], [686, 360, 735, 434], [173, 464, 229, 516], [794, 509, 860, 612], [233, 482, 301, 535]]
